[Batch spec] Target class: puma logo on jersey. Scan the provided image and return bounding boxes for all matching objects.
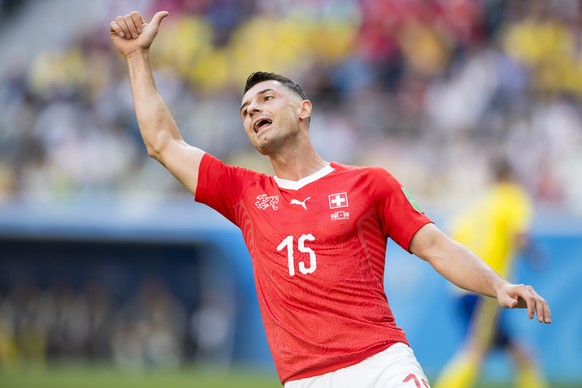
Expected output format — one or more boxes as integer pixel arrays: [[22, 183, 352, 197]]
[[290, 197, 310, 210]]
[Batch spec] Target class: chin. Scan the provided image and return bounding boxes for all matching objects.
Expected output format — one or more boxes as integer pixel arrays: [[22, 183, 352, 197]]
[[255, 147, 270, 156], [254, 132, 288, 156], [254, 139, 278, 156]]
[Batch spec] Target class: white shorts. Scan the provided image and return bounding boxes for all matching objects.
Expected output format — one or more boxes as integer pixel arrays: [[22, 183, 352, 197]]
[[284, 343, 430, 388]]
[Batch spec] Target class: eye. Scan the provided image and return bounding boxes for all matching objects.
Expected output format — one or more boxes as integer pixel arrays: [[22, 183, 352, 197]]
[[264, 95, 274, 101]]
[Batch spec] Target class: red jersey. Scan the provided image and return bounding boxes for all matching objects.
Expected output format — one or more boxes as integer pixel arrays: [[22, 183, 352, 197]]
[[195, 153, 432, 383]]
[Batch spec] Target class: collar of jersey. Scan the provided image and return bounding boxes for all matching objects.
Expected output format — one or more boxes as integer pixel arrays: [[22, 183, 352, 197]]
[[274, 164, 334, 191]]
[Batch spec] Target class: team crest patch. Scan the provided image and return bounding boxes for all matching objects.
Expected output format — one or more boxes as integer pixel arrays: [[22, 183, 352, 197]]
[[255, 194, 279, 210], [401, 187, 423, 212]]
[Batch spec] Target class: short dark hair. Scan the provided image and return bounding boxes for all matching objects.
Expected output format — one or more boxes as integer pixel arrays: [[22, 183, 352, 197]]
[[244, 71, 307, 100]]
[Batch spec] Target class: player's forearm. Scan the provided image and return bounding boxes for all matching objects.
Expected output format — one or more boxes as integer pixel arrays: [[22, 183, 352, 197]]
[[411, 225, 510, 299], [126, 50, 182, 160], [433, 240, 509, 299]]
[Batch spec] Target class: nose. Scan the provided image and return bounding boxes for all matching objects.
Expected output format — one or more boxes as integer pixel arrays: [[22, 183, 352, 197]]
[[247, 100, 261, 117]]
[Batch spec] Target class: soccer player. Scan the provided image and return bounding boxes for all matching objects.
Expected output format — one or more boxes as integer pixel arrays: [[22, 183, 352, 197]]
[[434, 158, 548, 388], [109, 11, 551, 387]]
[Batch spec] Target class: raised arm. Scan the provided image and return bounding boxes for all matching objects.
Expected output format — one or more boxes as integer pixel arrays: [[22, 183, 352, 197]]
[[409, 223, 551, 324], [110, 11, 205, 195]]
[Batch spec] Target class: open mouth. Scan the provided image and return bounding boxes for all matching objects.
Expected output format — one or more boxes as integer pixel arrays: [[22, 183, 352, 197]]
[[254, 118, 272, 133]]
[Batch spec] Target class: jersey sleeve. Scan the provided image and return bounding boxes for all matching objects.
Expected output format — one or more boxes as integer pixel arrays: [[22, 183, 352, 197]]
[[195, 153, 255, 225], [370, 168, 433, 252]]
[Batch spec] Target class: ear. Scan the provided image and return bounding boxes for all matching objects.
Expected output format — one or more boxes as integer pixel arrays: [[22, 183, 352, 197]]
[[298, 99, 312, 121]]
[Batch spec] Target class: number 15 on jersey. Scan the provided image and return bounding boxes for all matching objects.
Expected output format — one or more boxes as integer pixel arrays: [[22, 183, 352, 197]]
[[277, 234, 317, 276]]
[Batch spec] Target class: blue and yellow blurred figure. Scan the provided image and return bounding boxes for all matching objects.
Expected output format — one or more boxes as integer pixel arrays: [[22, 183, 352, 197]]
[[435, 158, 547, 388]]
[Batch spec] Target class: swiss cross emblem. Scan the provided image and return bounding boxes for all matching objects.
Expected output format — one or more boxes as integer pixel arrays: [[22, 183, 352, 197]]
[[328, 192, 348, 209]]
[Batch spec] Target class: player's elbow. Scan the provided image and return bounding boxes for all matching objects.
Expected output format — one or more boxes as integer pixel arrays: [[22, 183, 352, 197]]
[[145, 142, 162, 160], [144, 132, 173, 161]]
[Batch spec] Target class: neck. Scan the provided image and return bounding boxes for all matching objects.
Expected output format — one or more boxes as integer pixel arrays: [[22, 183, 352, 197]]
[[269, 143, 328, 181]]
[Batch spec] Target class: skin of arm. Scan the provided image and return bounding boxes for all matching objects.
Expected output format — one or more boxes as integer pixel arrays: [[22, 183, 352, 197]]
[[409, 223, 551, 324], [110, 11, 204, 195]]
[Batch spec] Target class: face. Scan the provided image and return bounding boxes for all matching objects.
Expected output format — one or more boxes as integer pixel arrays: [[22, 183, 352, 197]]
[[240, 80, 310, 155]]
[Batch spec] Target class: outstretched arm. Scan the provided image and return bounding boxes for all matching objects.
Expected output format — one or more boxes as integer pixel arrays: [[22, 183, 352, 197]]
[[110, 11, 205, 195], [409, 223, 551, 324]]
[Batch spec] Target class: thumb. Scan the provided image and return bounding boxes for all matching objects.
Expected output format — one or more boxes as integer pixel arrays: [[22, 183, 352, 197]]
[[497, 289, 517, 308], [150, 11, 169, 28], [506, 296, 519, 308], [502, 292, 524, 309]]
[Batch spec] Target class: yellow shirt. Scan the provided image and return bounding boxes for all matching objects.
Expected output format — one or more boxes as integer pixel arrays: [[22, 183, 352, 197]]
[[450, 182, 533, 279]]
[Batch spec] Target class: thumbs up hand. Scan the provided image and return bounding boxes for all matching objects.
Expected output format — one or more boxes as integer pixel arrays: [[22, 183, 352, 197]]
[[109, 11, 169, 58]]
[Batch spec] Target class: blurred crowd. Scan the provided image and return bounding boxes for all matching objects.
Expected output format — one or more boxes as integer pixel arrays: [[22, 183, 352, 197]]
[[0, 262, 236, 370], [1, 0, 582, 213], [0, 279, 178, 369]]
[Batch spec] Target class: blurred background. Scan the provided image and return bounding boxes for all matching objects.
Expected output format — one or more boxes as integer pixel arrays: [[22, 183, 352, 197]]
[[0, 0, 581, 387]]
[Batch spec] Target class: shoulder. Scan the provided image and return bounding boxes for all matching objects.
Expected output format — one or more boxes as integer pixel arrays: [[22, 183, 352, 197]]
[[331, 163, 403, 200], [196, 153, 276, 210], [492, 183, 533, 210], [203, 153, 270, 181], [198, 153, 275, 200], [332, 162, 395, 180]]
